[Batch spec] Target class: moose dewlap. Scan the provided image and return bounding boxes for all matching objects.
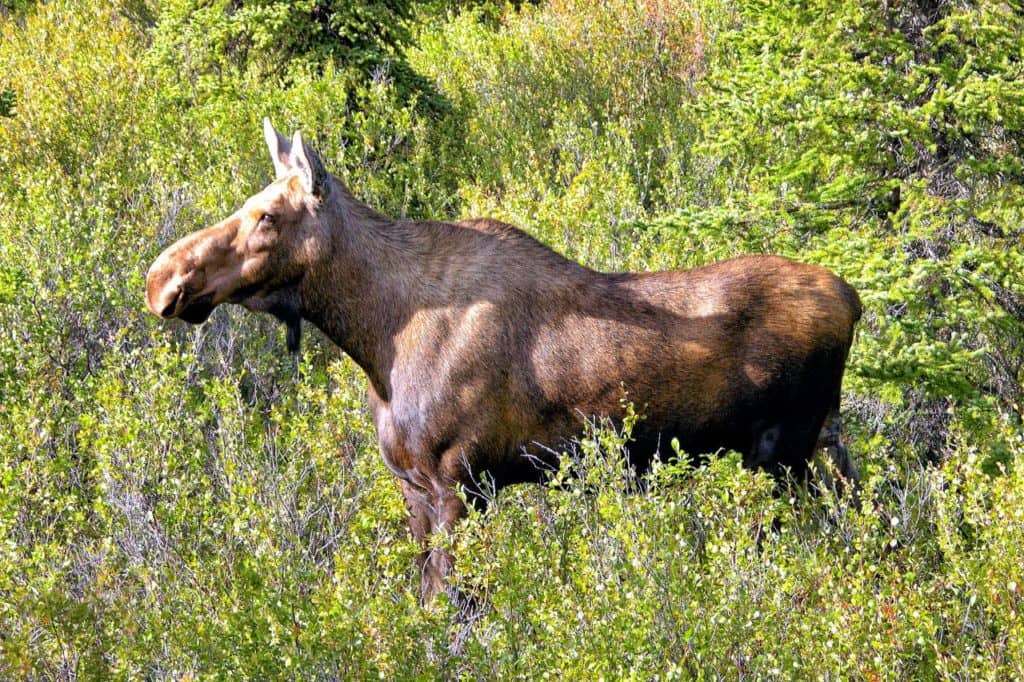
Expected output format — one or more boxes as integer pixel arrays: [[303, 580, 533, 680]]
[[145, 119, 861, 600]]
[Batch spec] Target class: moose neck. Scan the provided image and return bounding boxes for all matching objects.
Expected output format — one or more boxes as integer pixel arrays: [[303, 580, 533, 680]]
[[296, 180, 425, 401]]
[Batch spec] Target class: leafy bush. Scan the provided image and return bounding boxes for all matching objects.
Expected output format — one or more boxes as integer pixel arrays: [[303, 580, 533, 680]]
[[0, 87, 13, 117], [411, 0, 708, 263]]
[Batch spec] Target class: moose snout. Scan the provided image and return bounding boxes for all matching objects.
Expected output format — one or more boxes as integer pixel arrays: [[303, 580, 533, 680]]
[[156, 286, 182, 319], [145, 218, 243, 321], [146, 268, 186, 319], [145, 253, 208, 320]]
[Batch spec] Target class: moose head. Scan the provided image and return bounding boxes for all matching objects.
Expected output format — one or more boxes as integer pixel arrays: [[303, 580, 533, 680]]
[[145, 119, 333, 350]]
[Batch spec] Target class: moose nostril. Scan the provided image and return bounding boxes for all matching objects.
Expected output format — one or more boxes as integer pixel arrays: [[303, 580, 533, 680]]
[[159, 289, 181, 318]]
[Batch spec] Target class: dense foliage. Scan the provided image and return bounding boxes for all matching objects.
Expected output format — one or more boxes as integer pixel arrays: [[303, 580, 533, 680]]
[[1, 0, 1021, 677]]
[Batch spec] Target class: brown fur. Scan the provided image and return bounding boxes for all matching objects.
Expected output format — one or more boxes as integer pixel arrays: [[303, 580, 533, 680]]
[[146, 121, 862, 601]]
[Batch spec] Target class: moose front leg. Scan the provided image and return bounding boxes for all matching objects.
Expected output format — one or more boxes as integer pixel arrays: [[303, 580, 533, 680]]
[[399, 478, 468, 603]]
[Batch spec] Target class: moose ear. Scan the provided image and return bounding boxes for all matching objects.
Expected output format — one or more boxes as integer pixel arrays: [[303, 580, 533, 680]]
[[263, 117, 292, 179], [289, 130, 329, 197]]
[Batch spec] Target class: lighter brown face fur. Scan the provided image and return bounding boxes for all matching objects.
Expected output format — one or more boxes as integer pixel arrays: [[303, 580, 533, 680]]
[[145, 174, 314, 324]]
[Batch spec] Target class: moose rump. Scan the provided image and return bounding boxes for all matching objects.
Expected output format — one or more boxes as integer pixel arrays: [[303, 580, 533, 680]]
[[145, 119, 862, 601]]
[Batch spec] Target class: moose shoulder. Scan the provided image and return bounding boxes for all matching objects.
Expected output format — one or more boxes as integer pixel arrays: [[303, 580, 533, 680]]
[[145, 119, 862, 600]]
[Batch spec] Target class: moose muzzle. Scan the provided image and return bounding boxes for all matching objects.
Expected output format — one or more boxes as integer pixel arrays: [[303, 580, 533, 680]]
[[145, 220, 241, 325]]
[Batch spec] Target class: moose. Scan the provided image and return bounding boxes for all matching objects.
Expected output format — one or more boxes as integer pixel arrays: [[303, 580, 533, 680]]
[[146, 120, 861, 601]]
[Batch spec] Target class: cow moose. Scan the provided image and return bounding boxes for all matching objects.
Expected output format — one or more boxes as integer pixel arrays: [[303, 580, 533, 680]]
[[145, 119, 862, 601]]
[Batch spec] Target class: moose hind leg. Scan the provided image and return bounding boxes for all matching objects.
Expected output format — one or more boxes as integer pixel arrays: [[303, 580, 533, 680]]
[[748, 414, 823, 483], [814, 408, 859, 490]]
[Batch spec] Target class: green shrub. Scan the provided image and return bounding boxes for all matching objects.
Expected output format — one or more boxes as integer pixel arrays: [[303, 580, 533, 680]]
[[410, 0, 707, 264]]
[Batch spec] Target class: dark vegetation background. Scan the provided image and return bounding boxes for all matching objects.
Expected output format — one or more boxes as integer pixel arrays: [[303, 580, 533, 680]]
[[1, 0, 1022, 677]]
